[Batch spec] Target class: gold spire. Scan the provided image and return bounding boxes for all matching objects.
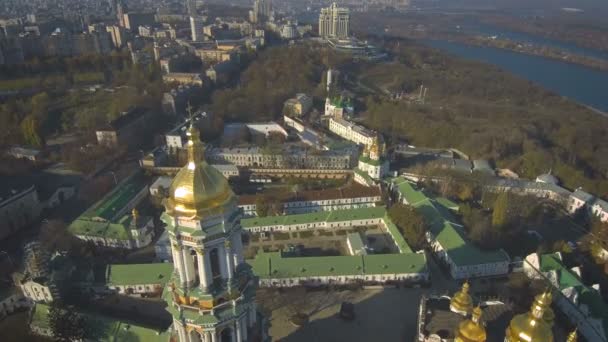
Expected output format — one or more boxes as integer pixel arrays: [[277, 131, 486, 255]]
[[450, 281, 474, 316], [164, 125, 233, 219], [505, 291, 554, 342], [566, 330, 577, 342], [455, 306, 487, 342]]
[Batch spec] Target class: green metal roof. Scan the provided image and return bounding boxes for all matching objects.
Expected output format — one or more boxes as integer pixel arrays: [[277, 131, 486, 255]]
[[242, 206, 388, 228], [383, 213, 414, 253], [359, 155, 383, 166], [87, 176, 146, 221], [397, 181, 510, 267], [436, 197, 459, 211], [106, 263, 173, 286], [247, 252, 427, 279], [391, 178, 427, 205], [354, 168, 374, 185], [538, 253, 608, 336]]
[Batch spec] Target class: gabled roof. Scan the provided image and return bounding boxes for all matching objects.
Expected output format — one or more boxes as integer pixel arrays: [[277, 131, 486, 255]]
[[106, 263, 173, 286]]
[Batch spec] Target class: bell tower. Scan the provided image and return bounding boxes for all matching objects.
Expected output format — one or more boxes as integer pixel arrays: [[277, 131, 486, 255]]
[[161, 125, 259, 342]]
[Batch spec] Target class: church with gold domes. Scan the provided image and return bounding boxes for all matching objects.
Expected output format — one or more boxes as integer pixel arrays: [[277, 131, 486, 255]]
[[417, 282, 575, 342], [160, 125, 262, 342]]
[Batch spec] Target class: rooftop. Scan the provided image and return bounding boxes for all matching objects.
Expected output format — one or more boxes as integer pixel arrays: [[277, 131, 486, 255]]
[[106, 263, 173, 286], [238, 183, 381, 206], [30, 303, 169, 341], [82, 174, 147, 222], [248, 251, 427, 279], [242, 206, 388, 229], [100, 107, 148, 131]]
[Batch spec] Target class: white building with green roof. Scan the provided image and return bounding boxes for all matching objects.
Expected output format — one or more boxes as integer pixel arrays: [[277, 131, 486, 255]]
[[390, 177, 510, 280], [68, 175, 155, 250], [248, 251, 428, 287], [105, 263, 173, 296], [524, 252, 608, 342]]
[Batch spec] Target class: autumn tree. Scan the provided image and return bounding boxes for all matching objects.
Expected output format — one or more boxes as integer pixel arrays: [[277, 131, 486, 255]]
[[492, 192, 510, 229], [49, 303, 88, 342], [388, 204, 427, 250]]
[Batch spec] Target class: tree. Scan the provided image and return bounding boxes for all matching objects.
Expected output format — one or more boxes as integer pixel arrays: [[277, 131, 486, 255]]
[[492, 192, 509, 229], [20, 114, 44, 147], [255, 194, 282, 217], [49, 303, 88, 342], [388, 204, 427, 250]]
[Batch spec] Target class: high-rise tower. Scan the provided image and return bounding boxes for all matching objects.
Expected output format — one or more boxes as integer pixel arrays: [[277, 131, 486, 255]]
[[161, 126, 259, 342], [318, 3, 350, 39]]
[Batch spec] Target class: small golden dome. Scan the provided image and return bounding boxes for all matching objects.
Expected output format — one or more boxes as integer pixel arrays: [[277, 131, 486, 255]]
[[164, 126, 234, 218], [451, 281, 474, 316], [132, 208, 139, 218], [566, 330, 577, 342], [505, 291, 554, 342], [455, 306, 487, 342]]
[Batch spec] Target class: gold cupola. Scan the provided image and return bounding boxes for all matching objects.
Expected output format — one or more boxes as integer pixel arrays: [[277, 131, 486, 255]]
[[505, 291, 554, 342], [451, 281, 474, 316], [164, 125, 234, 219], [455, 306, 487, 342], [566, 329, 577, 342]]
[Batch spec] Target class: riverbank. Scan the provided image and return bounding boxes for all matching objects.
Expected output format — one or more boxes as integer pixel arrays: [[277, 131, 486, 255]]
[[458, 36, 608, 72]]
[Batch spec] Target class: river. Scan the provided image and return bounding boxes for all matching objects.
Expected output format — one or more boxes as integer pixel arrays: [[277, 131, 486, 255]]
[[424, 40, 608, 114]]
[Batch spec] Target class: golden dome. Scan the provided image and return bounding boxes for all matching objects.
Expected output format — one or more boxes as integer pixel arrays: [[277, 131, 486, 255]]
[[543, 307, 554, 325], [451, 281, 474, 316], [164, 126, 234, 218], [566, 329, 577, 342], [505, 291, 554, 342], [455, 306, 487, 342]]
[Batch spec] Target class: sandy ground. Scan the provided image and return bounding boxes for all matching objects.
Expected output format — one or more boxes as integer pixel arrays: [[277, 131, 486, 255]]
[[261, 287, 428, 342]]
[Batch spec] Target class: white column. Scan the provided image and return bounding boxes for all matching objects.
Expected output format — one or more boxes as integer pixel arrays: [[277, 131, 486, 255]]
[[204, 250, 213, 284], [225, 243, 234, 280], [172, 244, 187, 286], [232, 232, 244, 265], [249, 304, 257, 327], [235, 319, 243, 342], [218, 244, 228, 280], [240, 316, 248, 342], [183, 247, 196, 287], [196, 248, 210, 291], [176, 321, 187, 342], [211, 330, 217, 342]]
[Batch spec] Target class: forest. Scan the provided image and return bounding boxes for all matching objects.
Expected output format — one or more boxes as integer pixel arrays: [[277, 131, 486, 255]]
[[206, 41, 608, 196], [360, 40, 608, 195]]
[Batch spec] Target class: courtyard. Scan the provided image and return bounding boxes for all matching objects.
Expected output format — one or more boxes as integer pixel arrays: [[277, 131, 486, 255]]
[[243, 224, 399, 259]]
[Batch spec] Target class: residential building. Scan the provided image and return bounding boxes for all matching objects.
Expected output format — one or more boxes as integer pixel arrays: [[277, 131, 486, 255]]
[[329, 117, 375, 147], [0, 181, 41, 240], [123, 12, 155, 33], [524, 252, 608, 342], [162, 85, 197, 115], [105, 263, 173, 296], [162, 72, 204, 86], [190, 16, 204, 41], [242, 206, 413, 255], [319, 3, 350, 39], [568, 189, 594, 214], [7, 146, 41, 162], [68, 175, 155, 250], [0, 288, 29, 320], [251, 0, 272, 23], [159, 125, 261, 342], [238, 183, 381, 217], [590, 199, 608, 222], [390, 178, 510, 279], [284, 93, 313, 117], [95, 107, 151, 147], [106, 25, 127, 48], [248, 251, 427, 287], [207, 145, 357, 170], [18, 250, 74, 304]]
